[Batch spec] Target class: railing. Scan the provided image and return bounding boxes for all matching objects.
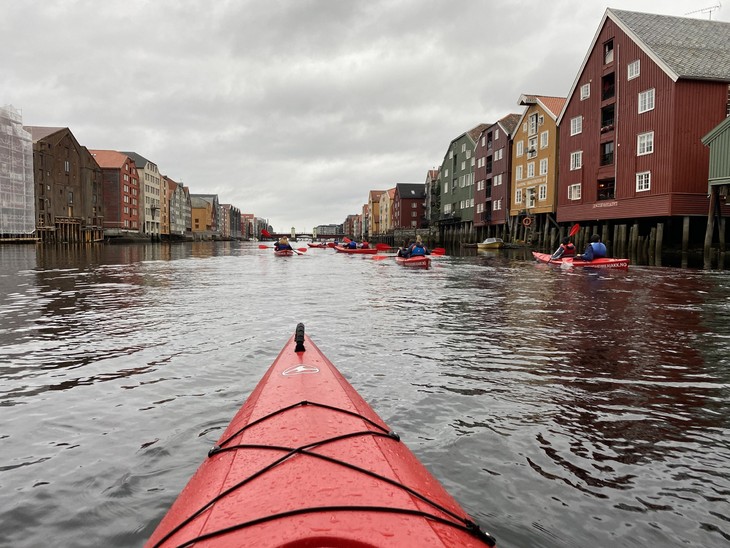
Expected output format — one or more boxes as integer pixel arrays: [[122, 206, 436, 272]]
[[600, 152, 614, 166]]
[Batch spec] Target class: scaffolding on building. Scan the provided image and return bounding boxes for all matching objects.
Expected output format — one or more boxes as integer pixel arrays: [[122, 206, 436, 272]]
[[0, 105, 35, 239]]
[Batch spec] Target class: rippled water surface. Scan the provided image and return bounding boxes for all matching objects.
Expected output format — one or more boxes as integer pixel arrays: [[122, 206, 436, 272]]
[[1, 242, 729, 547]]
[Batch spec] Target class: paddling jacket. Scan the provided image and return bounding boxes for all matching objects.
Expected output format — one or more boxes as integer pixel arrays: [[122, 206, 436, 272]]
[[275, 243, 292, 250], [348, 241, 357, 249], [582, 242, 606, 261], [551, 243, 576, 260]]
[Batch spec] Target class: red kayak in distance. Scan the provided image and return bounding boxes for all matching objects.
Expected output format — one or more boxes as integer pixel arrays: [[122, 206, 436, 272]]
[[307, 242, 326, 248], [396, 255, 431, 268], [146, 324, 496, 548], [334, 244, 378, 254], [532, 251, 629, 269]]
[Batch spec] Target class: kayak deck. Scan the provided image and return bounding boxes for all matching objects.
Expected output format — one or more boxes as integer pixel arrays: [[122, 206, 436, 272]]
[[532, 251, 629, 269], [146, 324, 495, 547]]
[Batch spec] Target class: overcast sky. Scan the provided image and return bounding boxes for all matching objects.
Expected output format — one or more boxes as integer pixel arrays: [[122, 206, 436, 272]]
[[2, 1, 728, 233]]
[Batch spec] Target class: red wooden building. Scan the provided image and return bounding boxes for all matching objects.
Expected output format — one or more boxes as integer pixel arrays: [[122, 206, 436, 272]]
[[393, 183, 426, 229], [557, 8, 730, 253], [90, 150, 140, 235], [474, 113, 520, 240]]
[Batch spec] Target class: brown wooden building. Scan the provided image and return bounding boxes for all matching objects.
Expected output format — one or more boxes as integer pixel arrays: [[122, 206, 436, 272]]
[[90, 150, 140, 236], [474, 113, 520, 241], [393, 183, 426, 229], [25, 127, 104, 243], [557, 8, 730, 256]]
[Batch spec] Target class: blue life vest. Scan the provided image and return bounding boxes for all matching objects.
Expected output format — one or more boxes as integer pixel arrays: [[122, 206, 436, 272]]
[[348, 241, 357, 249], [411, 244, 426, 256], [590, 242, 607, 258]]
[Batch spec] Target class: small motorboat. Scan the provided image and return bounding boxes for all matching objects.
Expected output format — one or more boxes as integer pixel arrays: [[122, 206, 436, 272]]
[[477, 238, 505, 250]]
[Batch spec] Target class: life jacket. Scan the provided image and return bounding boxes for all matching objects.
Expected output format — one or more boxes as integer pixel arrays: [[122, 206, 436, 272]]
[[411, 244, 426, 256], [562, 243, 576, 256], [590, 242, 607, 258], [348, 241, 357, 249]]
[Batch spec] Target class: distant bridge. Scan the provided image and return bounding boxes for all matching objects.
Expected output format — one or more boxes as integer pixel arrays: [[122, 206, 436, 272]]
[[262, 232, 348, 240]]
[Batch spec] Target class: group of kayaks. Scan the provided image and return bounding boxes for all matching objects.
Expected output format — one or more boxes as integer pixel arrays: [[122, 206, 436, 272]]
[[146, 324, 497, 547]]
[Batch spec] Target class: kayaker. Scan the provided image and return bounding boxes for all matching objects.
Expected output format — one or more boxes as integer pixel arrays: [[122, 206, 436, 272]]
[[575, 234, 606, 261], [360, 241, 370, 249], [397, 239, 411, 257], [551, 236, 576, 260], [347, 240, 357, 249], [408, 236, 429, 257], [275, 237, 293, 251]]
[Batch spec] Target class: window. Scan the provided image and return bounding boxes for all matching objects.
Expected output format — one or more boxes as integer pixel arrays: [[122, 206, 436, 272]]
[[600, 142, 614, 166], [568, 184, 582, 200], [64, 160, 70, 173], [527, 162, 535, 178], [466, 149, 471, 159], [494, 174, 502, 186], [636, 171, 651, 191], [529, 113, 538, 135], [539, 184, 547, 200], [570, 151, 583, 170], [516, 141, 524, 156], [527, 188, 536, 208], [628, 60, 640, 80], [571, 116, 582, 135], [539, 158, 548, 175], [515, 189, 523, 204], [444, 181, 449, 193], [540, 131, 549, 148], [580, 83, 590, 100], [444, 168, 449, 177], [527, 136, 538, 158], [494, 199, 502, 211], [495, 129, 500, 140], [516, 165, 523, 180], [604, 39, 614, 64], [461, 143, 466, 152], [461, 160, 466, 171], [481, 136, 486, 146], [639, 89, 655, 113], [637, 131, 654, 155]]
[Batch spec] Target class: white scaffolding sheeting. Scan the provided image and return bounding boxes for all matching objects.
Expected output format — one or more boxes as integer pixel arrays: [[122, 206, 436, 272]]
[[0, 105, 35, 235]]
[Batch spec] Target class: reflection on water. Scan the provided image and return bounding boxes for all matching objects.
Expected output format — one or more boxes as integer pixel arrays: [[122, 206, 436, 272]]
[[0, 242, 729, 547]]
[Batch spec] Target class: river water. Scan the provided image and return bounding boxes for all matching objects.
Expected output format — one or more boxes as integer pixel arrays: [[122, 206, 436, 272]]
[[1, 241, 729, 548]]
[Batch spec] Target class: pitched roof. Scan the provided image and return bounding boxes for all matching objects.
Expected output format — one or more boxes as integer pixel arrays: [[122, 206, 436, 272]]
[[121, 151, 154, 169], [498, 113, 521, 135], [610, 9, 730, 82], [89, 150, 129, 169], [702, 114, 730, 146], [468, 123, 490, 142], [559, 8, 730, 123], [395, 183, 425, 199], [23, 126, 66, 142]]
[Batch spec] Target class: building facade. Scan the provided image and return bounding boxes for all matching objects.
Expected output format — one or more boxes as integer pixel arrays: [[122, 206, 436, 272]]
[[0, 105, 35, 238], [27, 126, 104, 243], [90, 150, 140, 236], [510, 96, 565, 243], [557, 9, 730, 251], [474, 113, 520, 240]]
